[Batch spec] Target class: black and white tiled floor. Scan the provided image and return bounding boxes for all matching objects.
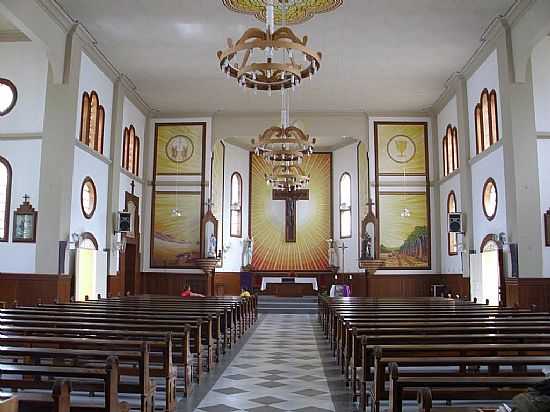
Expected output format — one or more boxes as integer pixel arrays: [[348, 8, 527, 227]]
[[192, 314, 355, 412]]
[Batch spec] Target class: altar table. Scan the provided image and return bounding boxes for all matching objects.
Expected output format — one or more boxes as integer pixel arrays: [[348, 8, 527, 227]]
[[260, 277, 319, 291]]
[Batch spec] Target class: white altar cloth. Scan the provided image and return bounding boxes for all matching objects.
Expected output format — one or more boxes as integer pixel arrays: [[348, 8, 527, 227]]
[[260, 277, 318, 291]]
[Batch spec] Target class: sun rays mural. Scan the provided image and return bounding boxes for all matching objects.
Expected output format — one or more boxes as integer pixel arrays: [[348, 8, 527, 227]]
[[150, 191, 202, 268], [250, 153, 332, 271]]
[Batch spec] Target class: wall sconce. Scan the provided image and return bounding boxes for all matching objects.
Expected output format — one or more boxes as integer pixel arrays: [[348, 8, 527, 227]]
[[113, 233, 127, 253], [68, 233, 80, 250]]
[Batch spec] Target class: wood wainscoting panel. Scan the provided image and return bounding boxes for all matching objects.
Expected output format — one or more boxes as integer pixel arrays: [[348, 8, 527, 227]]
[[0, 273, 72, 306], [107, 274, 124, 297], [142, 272, 210, 296], [443, 273, 470, 298], [214, 272, 241, 296], [512, 277, 550, 312]]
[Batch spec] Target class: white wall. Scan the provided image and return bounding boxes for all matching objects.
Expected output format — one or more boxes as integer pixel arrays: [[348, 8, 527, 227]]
[[470, 146, 507, 254], [467, 50, 503, 158], [0, 139, 42, 272], [75, 52, 114, 159], [437, 96, 458, 179], [69, 147, 109, 251], [537, 139, 550, 275], [439, 174, 462, 274], [0, 42, 48, 135], [532, 36, 550, 134], [333, 143, 360, 273], [219, 143, 250, 273]]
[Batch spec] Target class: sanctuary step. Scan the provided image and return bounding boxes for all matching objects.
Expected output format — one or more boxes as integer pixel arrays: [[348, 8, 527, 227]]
[[257, 295, 318, 314]]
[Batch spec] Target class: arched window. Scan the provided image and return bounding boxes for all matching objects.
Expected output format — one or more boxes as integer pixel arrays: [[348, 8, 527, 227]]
[[79, 91, 105, 155], [230, 172, 242, 238], [122, 126, 140, 176], [447, 191, 458, 256], [0, 78, 18, 116], [475, 89, 499, 155], [442, 125, 459, 177], [339, 172, 352, 239], [0, 156, 12, 242]]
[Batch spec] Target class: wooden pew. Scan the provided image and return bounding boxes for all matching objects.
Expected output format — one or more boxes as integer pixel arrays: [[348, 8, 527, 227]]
[[416, 388, 499, 412], [0, 333, 181, 404], [0, 379, 70, 412], [0, 356, 128, 412], [387, 362, 539, 412], [0, 344, 156, 412], [369, 354, 550, 412]]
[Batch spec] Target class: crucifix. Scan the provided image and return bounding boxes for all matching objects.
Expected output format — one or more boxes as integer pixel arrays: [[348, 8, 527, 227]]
[[337, 242, 348, 272], [272, 189, 309, 242], [23, 194, 30, 204], [130, 180, 135, 195]]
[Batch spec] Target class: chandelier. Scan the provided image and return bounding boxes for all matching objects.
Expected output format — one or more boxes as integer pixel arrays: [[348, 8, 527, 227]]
[[217, 0, 322, 92], [253, 85, 315, 192]]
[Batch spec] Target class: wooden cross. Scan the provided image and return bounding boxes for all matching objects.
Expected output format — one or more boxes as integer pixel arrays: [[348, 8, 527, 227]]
[[23, 194, 30, 204], [272, 189, 309, 243], [337, 242, 348, 272], [130, 180, 135, 195]]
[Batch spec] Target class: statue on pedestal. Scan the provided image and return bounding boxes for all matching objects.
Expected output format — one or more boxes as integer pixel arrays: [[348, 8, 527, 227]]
[[242, 237, 254, 269], [327, 239, 339, 268], [361, 232, 373, 260]]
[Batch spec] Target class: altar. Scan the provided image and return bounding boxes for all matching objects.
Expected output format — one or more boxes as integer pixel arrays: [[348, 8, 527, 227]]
[[260, 277, 318, 297]]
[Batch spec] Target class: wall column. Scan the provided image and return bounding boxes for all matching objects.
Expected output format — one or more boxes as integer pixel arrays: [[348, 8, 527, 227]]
[[35, 27, 82, 273], [105, 77, 124, 275], [498, 28, 543, 276], [455, 75, 474, 276]]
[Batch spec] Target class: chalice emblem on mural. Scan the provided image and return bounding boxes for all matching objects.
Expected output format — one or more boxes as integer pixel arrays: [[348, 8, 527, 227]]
[[166, 135, 194, 163], [387, 134, 416, 164]]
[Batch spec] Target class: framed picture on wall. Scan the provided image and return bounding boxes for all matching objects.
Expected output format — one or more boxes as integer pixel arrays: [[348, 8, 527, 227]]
[[13, 195, 38, 243]]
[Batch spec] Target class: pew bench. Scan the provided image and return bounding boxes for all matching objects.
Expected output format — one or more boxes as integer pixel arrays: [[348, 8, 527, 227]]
[[0, 379, 70, 412], [387, 362, 541, 412], [417, 388, 500, 412], [0, 357, 128, 412], [366, 355, 550, 412]]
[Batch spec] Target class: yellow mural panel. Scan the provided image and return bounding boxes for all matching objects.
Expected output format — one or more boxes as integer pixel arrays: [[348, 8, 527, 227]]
[[250, 153, 332, 271], [154, 123, 205, 176], [151, 192, 202, 268], [375, 122, 428, 175], [378, 192, 430, 269]]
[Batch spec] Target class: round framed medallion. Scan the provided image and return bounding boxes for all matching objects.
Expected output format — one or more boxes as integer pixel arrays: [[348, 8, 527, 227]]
[[166, 135, 194, 163], [81, 177, 97, 219], [0, 78, 17, 116], [482, 177, 498, 221], [387, 134, 416, 164]]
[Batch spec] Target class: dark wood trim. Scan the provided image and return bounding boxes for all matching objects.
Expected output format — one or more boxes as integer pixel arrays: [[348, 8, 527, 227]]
[[482, 177, 498, 222], [229, 172, 243, 238], [79, 232, 99, 250], [98, 106, 105, 155], [0, 155, 12, 242], [152, 122, 207, 177], [339, 172, 352, 239], [122, 127, 128, 170], [374, 121, 431, 271], [490, 90, 499, 144], [447, 191, 457, 256], [80, 176, 97, 220], [149, 190, 203, 269], [475, 103, 482, 155], [79, 90, 105, 156], [544, 209, 550, 247], [79, 92, 90, 145], [0, 78, 18, 116]]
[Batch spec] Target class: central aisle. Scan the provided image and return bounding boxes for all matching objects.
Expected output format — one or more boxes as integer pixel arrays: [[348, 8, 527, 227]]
[[194, 314, 352, 412]]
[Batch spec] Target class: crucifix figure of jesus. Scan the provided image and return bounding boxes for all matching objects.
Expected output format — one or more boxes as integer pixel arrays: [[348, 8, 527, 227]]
[[272, 189, 309, 242]]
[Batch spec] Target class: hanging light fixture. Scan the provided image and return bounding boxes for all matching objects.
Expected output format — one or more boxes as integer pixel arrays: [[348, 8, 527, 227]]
[[217, 0, 322, 92]]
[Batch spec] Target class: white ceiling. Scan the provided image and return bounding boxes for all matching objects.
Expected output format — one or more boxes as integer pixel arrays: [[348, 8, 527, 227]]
[[55, 0, 515, 114]]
